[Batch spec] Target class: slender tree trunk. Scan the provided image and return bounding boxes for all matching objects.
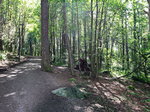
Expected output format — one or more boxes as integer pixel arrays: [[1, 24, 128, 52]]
[[133, 3, 137, 70], [0, 0, 3, 51], [62, 0, 74, 75], [41, 0, 51, 71], [61, 2, 67, 63], [102, 5, 108, 70], [56, 37, 59, 61], [147, 0, 150, 32], [90, 0, 93, 54], [76, 1, 80, 60], [18, 23, 21, 61], [121, 15, 125, 69], [92, 0, 99, 76], [21, 23, 25, 55], [83, 17, 87, 60], [90, 0, 95, 78], [29, 40, 33, 56], [110, 37, 115, 60], [125, 11, 129, 69], [146, 0, 150, 43], [72, 0, 76, 60], [60, 31, 62, 60], [97, 1, 104, 73], [52, 21, 56, 63]]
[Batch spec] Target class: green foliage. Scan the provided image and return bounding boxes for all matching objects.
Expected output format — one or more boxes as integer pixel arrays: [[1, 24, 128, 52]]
[[68, 78, 76, 83], [53, 61, 66, 66], [132, 74, 150, 84], [128, 92, 140, 96], [128, 85, 135, 91], [144, 107, 150, 112], [0, 52, 7, 60], [143, 99, 150, 103]]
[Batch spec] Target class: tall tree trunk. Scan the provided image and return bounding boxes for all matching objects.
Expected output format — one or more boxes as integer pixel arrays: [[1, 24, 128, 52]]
[[41, 0, 51, 71], [83, 17, 87, 60], [121, 14, 125, 69], [90, 0, 95, 78], [125, 11, 129, 69], [93, 0, 99, 76], [60, 31, 62, 60], [0, 0, 3, 51], [97, 1, 104, 73], [62, 0, 74, 75], [147, 0, 150, 32], [61, 2, 67, 63], [147, 0, 150, 43], [21, 23, 25, 55], [18, 16, 21, 62], [29, 40, 33, 56], [72, 0, 76, 60], [53, 22, 56, 63], [76, 1, 80, 60], [133, 3, 137, 70]]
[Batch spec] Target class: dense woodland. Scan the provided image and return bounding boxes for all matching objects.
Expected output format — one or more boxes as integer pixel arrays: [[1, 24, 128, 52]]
[[0, 0, 150, 83]]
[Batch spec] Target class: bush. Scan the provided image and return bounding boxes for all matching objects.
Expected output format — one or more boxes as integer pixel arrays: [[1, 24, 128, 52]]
[[0, 53, 7, 60], [132, 74, 150, 84]]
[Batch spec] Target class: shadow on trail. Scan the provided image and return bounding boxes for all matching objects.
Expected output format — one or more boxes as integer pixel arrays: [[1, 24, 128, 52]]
[[0, 58, 40, 84], [85, 78, 149, 112]]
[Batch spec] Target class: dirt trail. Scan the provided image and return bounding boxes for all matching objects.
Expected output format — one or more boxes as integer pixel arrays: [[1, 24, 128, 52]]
[[0, 58, 91, 112]]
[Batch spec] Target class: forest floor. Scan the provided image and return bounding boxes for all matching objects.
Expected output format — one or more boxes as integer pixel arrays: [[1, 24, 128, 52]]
[[0, 57, 149, 112]]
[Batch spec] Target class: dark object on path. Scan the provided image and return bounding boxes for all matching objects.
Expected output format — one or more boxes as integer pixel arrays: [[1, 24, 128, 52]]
[[102, 71, 111, 75], [0, 68, 7, 72], [100, 71, 111, 77], [74, 59, 91, 72]]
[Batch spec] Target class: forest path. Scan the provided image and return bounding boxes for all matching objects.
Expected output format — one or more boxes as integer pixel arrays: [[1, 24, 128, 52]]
[[0, 58, 90, 112]]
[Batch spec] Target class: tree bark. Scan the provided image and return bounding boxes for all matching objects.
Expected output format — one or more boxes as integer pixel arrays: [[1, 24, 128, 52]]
[[94, 0, 98, 76], [90, 0, 95, 78], [97, 1, 104, 73], [41, 0, 51, 71], [83, 17, 87, 60], [147, 0, 150, 32], [72, 0, 76, 60], [21, 23, 25, 55], [0, 0, 3, 51], [18, 23, 21, 61], [76, 1, 80, 60], [133, 3, 137, 70], [121, 14, 125, 69], [62, 0, 74, 75], [125, 11, 129, 69]]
